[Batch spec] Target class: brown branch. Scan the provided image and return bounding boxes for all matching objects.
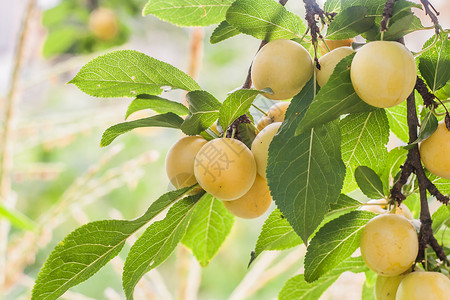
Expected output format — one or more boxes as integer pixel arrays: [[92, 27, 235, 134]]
[[381, 0, 398, 32], [415, 77, 437, 109], [420, 0, 441, 35]]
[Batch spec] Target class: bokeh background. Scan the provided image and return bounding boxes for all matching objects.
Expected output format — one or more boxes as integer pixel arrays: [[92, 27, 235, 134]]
[[1, 0, 449, 299]]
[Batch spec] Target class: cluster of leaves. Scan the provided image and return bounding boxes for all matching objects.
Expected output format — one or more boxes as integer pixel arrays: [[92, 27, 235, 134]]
[[42, 0, 144, 58], [32, 0, 450, 299]]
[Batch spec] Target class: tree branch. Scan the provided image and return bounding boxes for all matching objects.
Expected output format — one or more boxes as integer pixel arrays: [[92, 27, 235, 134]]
[[420, 0, 441, 35], [381, 0, 398, 32]]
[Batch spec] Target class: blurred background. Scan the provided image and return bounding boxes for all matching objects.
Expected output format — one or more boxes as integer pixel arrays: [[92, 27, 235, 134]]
[[0, 0, 449, 299]]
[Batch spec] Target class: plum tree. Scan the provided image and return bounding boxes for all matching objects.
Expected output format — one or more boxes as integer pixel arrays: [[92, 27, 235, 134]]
[[165, 136, 207, 190], [419, 121, 450, 179], [251, 39, 313, 100], [251, 122, 282, 179], [360, 214, 418, 276], [88, 8, 119, 41], [316, 47, 354, 87], [350, 41, 416, 108], [375, 272, 409, 300], [194, 138, 256, 201], [222, 175, 272, 219], [396, 272, 450, 300]]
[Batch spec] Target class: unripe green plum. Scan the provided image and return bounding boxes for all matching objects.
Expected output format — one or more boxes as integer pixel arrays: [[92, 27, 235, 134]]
[[375, 272, 409, 300], [419, 121, 450, 179], [350, 41, 416, 108], [267, 102, 290, 122], [316, 47, 355, 87], [222, 175, 272, 219], [251, 122, 282, 179], [194, 138, 256, 201], [360, 214, 418, 276], [166, 136, 207, 190], [251, 39, 313, 100], [89, 8, 119, 41], [396, 272, 450, 300]]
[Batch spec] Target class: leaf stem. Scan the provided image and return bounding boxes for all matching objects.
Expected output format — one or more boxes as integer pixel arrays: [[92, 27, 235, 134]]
[[252, 104, 268, 116]]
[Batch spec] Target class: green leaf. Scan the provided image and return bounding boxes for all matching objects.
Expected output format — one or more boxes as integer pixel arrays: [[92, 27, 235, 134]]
[[267, 78, 346, 243], [210, 21, 241, 44], [304, 210, 376, 282], [123, 193, 203, 299], [125, 95, 189, 119], [431, 205, 450, 232], [405, 110, 438, 149], [43, 27, 82, 58], [296, 54, 375, 135], [279, 257, 369, 300], [419, 33, 450, 92], [355, 166, 385, 199], [182, 194, 234, 267], [380, 147, 408, 195], [383, 14, 423, 41], [385, 100, 409, 143], [101, 113, 183, 147], [219, 89, 262, 130], [252, 209, 302, 262], [326, 6, 375, 40], [430, 175, 450, 195], [238, 123, 257, 149], [31, 186, 196, 300], [0, 202, 34, 230], [181, 90, 222, 135], [143, 0, 234, 27], [69, 50, 200, 98], [226, 0, 307, 41], [341, 0, 385, 13], [328, 194, 362, 216], [324, 0, 341, 13], [340, 110, 389, 193]]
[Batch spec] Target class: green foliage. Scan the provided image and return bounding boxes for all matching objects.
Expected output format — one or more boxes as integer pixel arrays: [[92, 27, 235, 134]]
[[123, 193, 203, 299], [380, 147, 408, 195], [340, 110, 389, 193], [226, 0, 307, 41], [324, 0, 341, 13], [32, 186, 196, 300], [238, 123, 257, 148], [210, 21, 241, 44], [385, 100, 409, 142], [279, 257, 369, 300], [181, 90, 222, 135], [182, 194, 234, 267], [252, 209, 302, 263], [69, 50, 201, 98], [125, 95, 189, 119], [354, 166, 385, 199], [419, 33, 450, 92], [326, 6, 375, 40], [267, 79, 346, 243], [101, 113, 184, 147], [304, 211, 376, 282], [143, 0, 234, 27], [362, 271, 377, 300], [219, 89, 262, 130], [295, 54, 375, 135], [432, 205, 450, 233], [405, 110, 438, 149]]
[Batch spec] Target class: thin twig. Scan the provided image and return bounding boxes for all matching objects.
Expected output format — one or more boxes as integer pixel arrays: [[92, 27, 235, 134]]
[[420, 0, 441, 35], [380, 0, 398, 32]]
